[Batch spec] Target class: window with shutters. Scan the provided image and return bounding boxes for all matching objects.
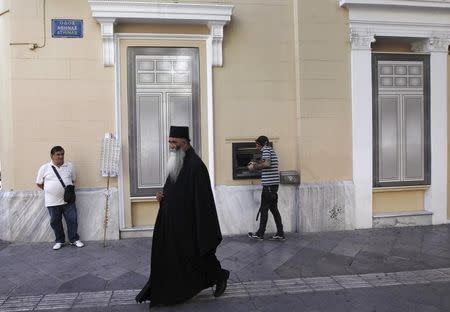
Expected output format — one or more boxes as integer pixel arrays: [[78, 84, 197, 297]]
[[372, 54, 430, 187]]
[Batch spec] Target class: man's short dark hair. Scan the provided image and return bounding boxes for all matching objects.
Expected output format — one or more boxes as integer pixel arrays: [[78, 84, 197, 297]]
[[50, 146, 64, 156], [255, 136, 269, 146]]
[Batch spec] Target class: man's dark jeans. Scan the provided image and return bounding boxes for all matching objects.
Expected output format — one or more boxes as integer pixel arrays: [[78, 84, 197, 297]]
[[256, 185, 284, 236], [47, 202, 80, 243]]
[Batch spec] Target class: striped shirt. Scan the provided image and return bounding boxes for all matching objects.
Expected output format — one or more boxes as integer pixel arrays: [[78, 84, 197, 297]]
[[260, 145, 280, 186]]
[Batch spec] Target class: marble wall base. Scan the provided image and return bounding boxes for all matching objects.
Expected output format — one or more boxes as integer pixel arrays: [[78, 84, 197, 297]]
[[1, 181, 356, 242], [373, 211, 433, 228], [215, 185, 298, 236], [0, 188, 119, 242], [298, 181, 355, 232]]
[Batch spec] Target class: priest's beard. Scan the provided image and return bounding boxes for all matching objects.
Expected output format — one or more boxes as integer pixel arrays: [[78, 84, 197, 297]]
[[167, 148, 185, 183]]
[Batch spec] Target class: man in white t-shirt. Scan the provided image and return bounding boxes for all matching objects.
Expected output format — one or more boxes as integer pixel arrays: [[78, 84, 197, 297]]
[[36, 146, 84, 250]]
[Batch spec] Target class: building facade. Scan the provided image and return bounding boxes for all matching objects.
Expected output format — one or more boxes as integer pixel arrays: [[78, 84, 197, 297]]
[[0, 0, 449, 242]]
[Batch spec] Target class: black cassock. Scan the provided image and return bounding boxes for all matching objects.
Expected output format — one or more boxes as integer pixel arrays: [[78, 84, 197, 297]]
[[136, 147, 223, 305]]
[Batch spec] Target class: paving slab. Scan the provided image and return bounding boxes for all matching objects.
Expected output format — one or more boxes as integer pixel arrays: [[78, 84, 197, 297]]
[[56, 274, 107, 294], [105, 271, 148, 291], [0, 225, 450, 311]]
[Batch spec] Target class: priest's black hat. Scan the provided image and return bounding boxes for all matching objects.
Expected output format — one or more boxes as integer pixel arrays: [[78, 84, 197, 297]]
[[169, 126, 190, 141]]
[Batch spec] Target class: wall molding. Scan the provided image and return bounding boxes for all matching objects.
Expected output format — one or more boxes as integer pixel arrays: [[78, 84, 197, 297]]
[[341, 0, 450, 41], [411, 37, 450, 53], [88, 0, 233, 67], [340, 0, 450, 9]]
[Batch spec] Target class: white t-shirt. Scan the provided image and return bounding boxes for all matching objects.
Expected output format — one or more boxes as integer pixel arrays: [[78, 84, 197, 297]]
[[36, 162, 76, 207]]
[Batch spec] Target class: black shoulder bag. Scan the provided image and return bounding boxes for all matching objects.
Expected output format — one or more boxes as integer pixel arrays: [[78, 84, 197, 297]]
[[51, 165, 76, 203]]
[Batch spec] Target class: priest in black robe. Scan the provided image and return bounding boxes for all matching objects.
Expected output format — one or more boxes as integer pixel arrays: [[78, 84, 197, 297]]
[[136, 126, 229, 308]]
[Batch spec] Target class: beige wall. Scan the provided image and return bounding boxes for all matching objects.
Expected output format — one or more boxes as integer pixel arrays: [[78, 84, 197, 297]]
[[131, 201, 159, 227], [296, 0, 353, 182], [373, 188, 426, 214], [0, 0, 12, 190], [213, 0, 298, 185], [3, 0, 353, 228], [8, 0, 115, 190], [4, 0, 352, 191], [5, 0, 301, 191]]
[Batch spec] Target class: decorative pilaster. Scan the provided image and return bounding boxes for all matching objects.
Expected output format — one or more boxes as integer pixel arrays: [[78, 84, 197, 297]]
[[412, 36, 450, 224], [208, 22, 226, 67], [349, 29, 375, 229], [98, 18, 116, 67], [411, 36, 450, 53], [350, 29, 376, 50]]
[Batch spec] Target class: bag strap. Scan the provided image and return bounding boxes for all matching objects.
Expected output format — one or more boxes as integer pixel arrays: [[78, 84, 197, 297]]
[[51, 165, 66, 188]]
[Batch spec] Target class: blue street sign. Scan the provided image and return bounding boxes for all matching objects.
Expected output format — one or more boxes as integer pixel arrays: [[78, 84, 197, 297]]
[[51, 19, 83, 38]]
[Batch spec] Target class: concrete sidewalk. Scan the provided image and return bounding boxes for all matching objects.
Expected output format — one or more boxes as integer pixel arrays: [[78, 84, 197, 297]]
[[1, 225, 450, 311]]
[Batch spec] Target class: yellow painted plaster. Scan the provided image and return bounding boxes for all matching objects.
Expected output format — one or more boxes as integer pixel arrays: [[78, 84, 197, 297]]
[[131, 201, 159, 227], [373, 188, 426, 214]]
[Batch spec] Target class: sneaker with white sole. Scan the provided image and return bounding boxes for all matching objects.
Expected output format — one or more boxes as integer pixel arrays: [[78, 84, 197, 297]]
[[269, 234, 286, 241], [248, 232, 264, 240], [71, 240, 84, 248], [52, 242, 63, 250]]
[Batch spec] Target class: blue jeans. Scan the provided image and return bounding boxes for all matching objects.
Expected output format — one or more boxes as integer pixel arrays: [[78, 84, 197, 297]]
[[47, 202, 80, 243]]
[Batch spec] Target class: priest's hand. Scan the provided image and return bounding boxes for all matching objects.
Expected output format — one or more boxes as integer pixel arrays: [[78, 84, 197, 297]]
[[156, 191, 164, 202]]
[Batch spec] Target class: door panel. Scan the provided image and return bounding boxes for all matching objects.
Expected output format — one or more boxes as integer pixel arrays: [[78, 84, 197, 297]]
[[403, 95, 424, 181], [379, 95, 400, 182], [168, 94, 193, 143], [136, 94, 163, 188], [128, 47, 200, 197]]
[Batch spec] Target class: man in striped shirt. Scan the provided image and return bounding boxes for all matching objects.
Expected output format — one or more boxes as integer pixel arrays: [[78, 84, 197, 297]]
[[247, 136, 285, 241]]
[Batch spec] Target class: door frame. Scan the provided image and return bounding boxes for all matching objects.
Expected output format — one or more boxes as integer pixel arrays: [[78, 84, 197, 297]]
[[372, 53, 431, 187], [115, 33, 215, 230]]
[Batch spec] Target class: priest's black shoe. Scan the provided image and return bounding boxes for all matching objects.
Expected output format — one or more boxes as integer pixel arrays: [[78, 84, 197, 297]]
[[135, 281, 150, 303], [214, 269, 230, 297]]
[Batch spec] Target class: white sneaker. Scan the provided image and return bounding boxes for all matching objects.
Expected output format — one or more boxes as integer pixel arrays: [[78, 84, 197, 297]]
[[71, 240, 84, 248], [52, 242, 63, 250]]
